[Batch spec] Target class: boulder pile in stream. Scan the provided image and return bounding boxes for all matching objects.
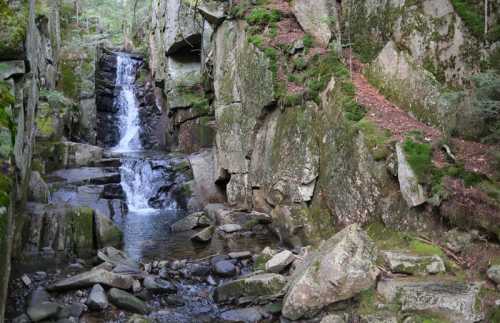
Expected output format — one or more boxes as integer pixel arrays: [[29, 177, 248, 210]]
[[9, 221, 490, 322]]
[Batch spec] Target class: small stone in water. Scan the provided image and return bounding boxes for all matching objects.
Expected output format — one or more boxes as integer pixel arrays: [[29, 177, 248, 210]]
[[21, 274, 32, 286]]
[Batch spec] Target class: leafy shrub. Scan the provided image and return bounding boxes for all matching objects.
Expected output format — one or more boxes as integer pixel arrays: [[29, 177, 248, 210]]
[[246, 8, 280, 25], [403, 138, 433, 183]]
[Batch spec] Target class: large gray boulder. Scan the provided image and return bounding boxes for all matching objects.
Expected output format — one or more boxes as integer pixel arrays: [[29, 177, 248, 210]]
[[171, 211, 212, 232], [94, 213, 123, 248], [382, 251, 445, 275], [377, 278, 484, 322], [214, 273, 287, 303], [26, 287, 61, 322], [143, 276, 177, 293], [97, 247, 140, 269], [219, 307, 264, 323], [282, 224, 379, 320], [292, 0, 337, 47], [188, 150, 226, 210], [48, 269, 134, 291], [487, 265, 500, 285], [198, 0, 226, 25], [396, 143, 426, 207], [265, 250, 295, 273], [86, 284, 108, 311], [108, 288, 149, 314], [62, 141, 104, 168], [191, 226, 214, 243]]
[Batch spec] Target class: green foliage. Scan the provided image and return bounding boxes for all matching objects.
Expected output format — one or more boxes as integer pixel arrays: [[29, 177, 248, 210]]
[[246, 7, 280, 25], [356, 119, 392, 160], [450, 0, 484, 38], [0, 0, 28, 58], [248, 35, 264, 48], [450, 0, 499, 41], [409, 240, 444, 257], [468, 72, 500, 144], [303, 35, 314, 50], [0, 81, 15, 151], [403, 138, 433, 183]]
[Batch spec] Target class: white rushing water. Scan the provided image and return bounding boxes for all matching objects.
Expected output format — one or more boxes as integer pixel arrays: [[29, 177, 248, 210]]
[[113, 54, 142, 152]]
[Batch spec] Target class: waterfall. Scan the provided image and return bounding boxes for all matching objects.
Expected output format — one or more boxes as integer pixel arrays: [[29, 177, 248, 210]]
[[113, 54, 142, 152]]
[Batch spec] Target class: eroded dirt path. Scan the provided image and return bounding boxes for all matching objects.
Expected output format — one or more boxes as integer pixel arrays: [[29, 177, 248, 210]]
[[351, 61, 495, 177]]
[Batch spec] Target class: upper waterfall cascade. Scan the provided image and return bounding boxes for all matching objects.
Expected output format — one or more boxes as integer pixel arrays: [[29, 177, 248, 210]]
[[113, 54, 142, 152]]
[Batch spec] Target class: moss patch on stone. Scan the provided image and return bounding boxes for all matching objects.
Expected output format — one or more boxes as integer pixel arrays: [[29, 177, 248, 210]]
[[355, 118, 392, 161]]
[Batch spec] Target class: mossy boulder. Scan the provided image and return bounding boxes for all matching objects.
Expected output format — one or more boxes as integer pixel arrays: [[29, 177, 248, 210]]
[[282, 224, 379, 320], [214, 273, 287, 303]]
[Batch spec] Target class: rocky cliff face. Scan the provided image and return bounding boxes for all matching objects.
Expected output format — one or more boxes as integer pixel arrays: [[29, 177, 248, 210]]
[[147, 0, 499, 245], [0, 0, 61, 319]]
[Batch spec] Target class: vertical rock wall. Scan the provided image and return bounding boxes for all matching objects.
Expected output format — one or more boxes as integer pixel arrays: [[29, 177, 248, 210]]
[[0, 0, 61, 319]]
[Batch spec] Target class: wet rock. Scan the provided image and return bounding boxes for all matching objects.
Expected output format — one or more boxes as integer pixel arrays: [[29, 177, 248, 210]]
[[97, 247, 140, 269], [382, 251, 445, 275], [112, 264, 144, 278], [191, 226, 214, 243], [265, 250, 295, 273], [282, 224, 379, 320], [377, 278, 484, 322], [48, 269, 134, 291], [29, 171, 50, 203], [33, 271, 48, 281], [214, 273, 287, 303], [132, 279, 142, 293], [143, 276, 177, 293], [108, 288, 149, 314], [396, 143, 426, 207], [219, 307, 264, 322], [487, 265, 500, 285], [94, 212, 123, 249], [12, 314, 31, 323], [163, 294, 185, 306], [171, 211, 212, 232], [213, 260, 237, 277], [219, 224, 243, 233], [187, 263, 210, 277], [27, 288, 61, 322], [228, 251, 252, 260], [127, 314, 154, 323], [57, 303, 86, 319], [321, 314, 346, 323], [21, 274, 32, 286], [87, 284, 108, 311]]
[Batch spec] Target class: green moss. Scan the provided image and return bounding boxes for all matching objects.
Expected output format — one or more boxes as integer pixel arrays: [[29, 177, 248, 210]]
[[253, 254, 271, 271], [449, 0, 486, 39], [246, 7, 280, 25], [59, 60, 80, 99], [356, 119, 392, 161], [69, 207, 95, 256], [408, 313, 451, 323], [403, 138, 433, 184], [357, 288, 379, 315], [0, 0, 28, 59], [248, 35, 264, 48], [409, 240, 444, 257], [303, 35, 314, 51]]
